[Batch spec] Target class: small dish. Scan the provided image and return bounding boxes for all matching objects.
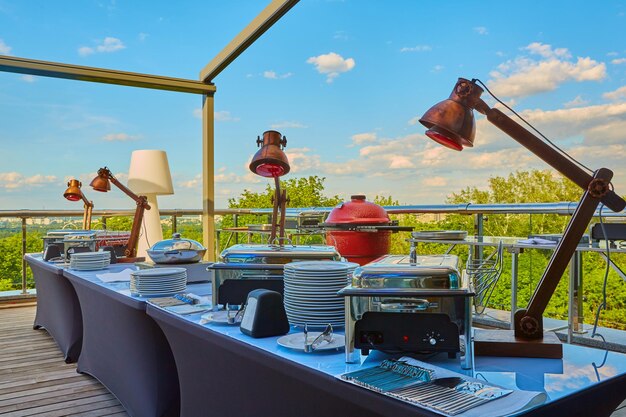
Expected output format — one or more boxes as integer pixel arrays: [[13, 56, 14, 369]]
[[200, 310, 242, 325], [277, 332, 345, 352]]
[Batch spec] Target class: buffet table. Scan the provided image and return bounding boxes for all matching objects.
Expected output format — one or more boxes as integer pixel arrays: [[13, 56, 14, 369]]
[[24, 253, 83, 363], [62, 266, 211, 417], [147, 303, 626, 417]]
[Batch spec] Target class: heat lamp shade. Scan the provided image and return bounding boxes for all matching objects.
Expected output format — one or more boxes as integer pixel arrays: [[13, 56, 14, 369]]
[[127, 150, 174, 195]]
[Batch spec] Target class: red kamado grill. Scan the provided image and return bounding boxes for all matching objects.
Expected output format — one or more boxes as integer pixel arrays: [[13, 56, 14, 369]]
[[323, 195, 413, 265]]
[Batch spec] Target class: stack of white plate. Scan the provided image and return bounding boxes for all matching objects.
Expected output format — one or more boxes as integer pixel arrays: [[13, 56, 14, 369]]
[[69, 251, 111, 271], [283, 261, 358, 328], [130, 268, 187, 297]]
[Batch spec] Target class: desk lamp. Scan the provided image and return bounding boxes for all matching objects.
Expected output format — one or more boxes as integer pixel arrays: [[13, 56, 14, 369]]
[[90, 167, 151, 262], [419, 78, 626, 358], [127, 150, 174, 259], [249, 130, 290, 244], [63, 179, 94, 230]]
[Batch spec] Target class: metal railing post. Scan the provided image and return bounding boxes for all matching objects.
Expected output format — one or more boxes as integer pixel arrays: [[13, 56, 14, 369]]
[[21, 217, 27, 294], [171, 214, 177, 234], [474, 213, 484, 262], [234, 214, 239, 244]]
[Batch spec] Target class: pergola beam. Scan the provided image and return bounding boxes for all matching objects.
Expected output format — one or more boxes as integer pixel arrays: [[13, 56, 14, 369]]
[[0, 55, 215, 94], [200, 0, 299, 82]]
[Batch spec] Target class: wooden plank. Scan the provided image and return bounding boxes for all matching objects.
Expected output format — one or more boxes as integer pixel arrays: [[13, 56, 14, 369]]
[[66, 406, 128, 417], [0, 368, 81, 386], [0, 350, 65, 364], [0, 377, 99, 400], [14, 396, 120, 417], [0, 385, 108, 413]]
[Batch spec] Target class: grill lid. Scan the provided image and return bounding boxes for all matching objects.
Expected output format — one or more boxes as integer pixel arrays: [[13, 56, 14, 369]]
[[324, 195, 390, 225]]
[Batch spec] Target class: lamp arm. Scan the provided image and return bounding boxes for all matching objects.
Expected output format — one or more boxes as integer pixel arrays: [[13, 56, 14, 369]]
[[482, 105, 625, 212], [125, 196, 149, 258], [478, 103, 626, 339], [514, 169, 611, 338], [106, 171, 152, 210], [82, 201, 93, 230], [269, 177, 281, 243]]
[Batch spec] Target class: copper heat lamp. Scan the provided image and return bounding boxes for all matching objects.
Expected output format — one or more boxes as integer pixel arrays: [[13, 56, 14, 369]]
[[90, 167, 151, 262], [63, 179, 94, 230], [249, 130, 290, 244], [419, 78, 626, 358]]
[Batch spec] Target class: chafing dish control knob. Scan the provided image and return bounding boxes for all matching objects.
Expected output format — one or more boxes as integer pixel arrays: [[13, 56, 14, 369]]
[[429, 337, 437, 346]]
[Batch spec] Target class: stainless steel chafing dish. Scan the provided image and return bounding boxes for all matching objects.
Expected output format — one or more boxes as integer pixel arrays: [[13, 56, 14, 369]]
[[338, 254, 474, 369], [209, 244, 341, 308]]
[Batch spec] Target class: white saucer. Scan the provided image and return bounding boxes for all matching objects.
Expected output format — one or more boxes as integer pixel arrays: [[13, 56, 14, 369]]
[[277, 332, 345, 352]]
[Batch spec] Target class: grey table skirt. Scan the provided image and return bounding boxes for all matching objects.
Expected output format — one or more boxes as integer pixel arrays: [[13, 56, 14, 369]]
[[25, 254, 82, 363]]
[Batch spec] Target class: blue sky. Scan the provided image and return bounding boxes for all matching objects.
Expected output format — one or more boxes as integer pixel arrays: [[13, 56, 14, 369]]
[[1, 0, 626, 210]]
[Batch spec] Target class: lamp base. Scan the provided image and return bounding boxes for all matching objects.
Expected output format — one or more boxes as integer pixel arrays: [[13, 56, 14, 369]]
[[117, 256, 145, 263], [474, 329, 563, 359]]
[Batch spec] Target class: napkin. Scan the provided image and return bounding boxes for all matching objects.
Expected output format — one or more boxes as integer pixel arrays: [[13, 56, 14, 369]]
[[96, 268, 134, 283]]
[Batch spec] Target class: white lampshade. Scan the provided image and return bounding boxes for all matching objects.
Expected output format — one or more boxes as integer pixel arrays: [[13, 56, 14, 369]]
[[127, 150, 174, 195]]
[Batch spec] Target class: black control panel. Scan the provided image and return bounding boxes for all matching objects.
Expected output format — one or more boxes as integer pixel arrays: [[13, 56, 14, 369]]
[[354, 312, 460, 357]]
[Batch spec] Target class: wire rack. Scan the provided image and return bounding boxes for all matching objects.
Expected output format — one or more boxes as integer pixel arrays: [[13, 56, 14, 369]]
[[465, 241, 504, 315]]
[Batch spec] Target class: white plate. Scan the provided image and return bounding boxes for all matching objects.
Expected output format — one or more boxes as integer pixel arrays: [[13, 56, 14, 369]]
[[277, 332, 345, 351], [200, 310, 241, 325], [131, 268, 187, 277]]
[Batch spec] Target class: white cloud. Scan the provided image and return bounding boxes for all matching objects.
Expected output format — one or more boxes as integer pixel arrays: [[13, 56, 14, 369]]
[[351, 132, 377, 145], [0, 39, 11, 55], [474, 26, 488, 35], [138, 33, 149, 41], [524, 42, 571, 59], [563, 95, 588, 108], [192, 109, 240, 121], [215, 111, 240, 122], [78, 37, 125, 56], [400, 45, 432, 52], [612, 58, 626, 65], [422, 176, 448, 187], [603, 86, 626, 101], [488, 42, 606, 98], [431, 65, 444, 73], [306, 52, 355, 83], [102, 133, 139, 141], [333, 31, 349, 40], [263, 70, 293, 79], [270, 121, 307, 129], [20, 75, 36, 83], [0, 172, 57, 190]]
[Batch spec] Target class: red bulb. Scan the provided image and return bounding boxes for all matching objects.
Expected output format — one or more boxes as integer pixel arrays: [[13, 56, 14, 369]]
[[426, 129, 463, 151], [65, 195, 81, 201], [402, 335, 410, 343], [255, 163, 286, 178]]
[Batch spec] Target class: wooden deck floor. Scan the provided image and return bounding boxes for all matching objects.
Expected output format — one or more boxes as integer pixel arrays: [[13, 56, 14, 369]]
[[0, 305, 128, 417]]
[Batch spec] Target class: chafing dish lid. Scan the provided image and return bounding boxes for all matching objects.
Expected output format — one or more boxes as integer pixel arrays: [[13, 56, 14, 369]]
[[219, 244, 340, 263], [349, 254, 461, 290]]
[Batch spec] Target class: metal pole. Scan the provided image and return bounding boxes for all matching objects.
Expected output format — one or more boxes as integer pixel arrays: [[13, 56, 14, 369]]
[[171, 214, 177, 235], [21, 218, 27, 294], [474, 213, 484, 262], [509, 248, 521, 329], [202, 92, 216, 261], [234, 214, 239, 244]]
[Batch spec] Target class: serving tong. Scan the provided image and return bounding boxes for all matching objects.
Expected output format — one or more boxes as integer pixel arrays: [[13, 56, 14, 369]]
[[226, 303, 245, 324], [303, 323, 333, 352]]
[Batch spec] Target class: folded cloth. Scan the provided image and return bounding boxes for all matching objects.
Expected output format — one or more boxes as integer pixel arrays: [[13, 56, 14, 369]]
[[518, 238, 557, 245], [96, 268, 134, 283]]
